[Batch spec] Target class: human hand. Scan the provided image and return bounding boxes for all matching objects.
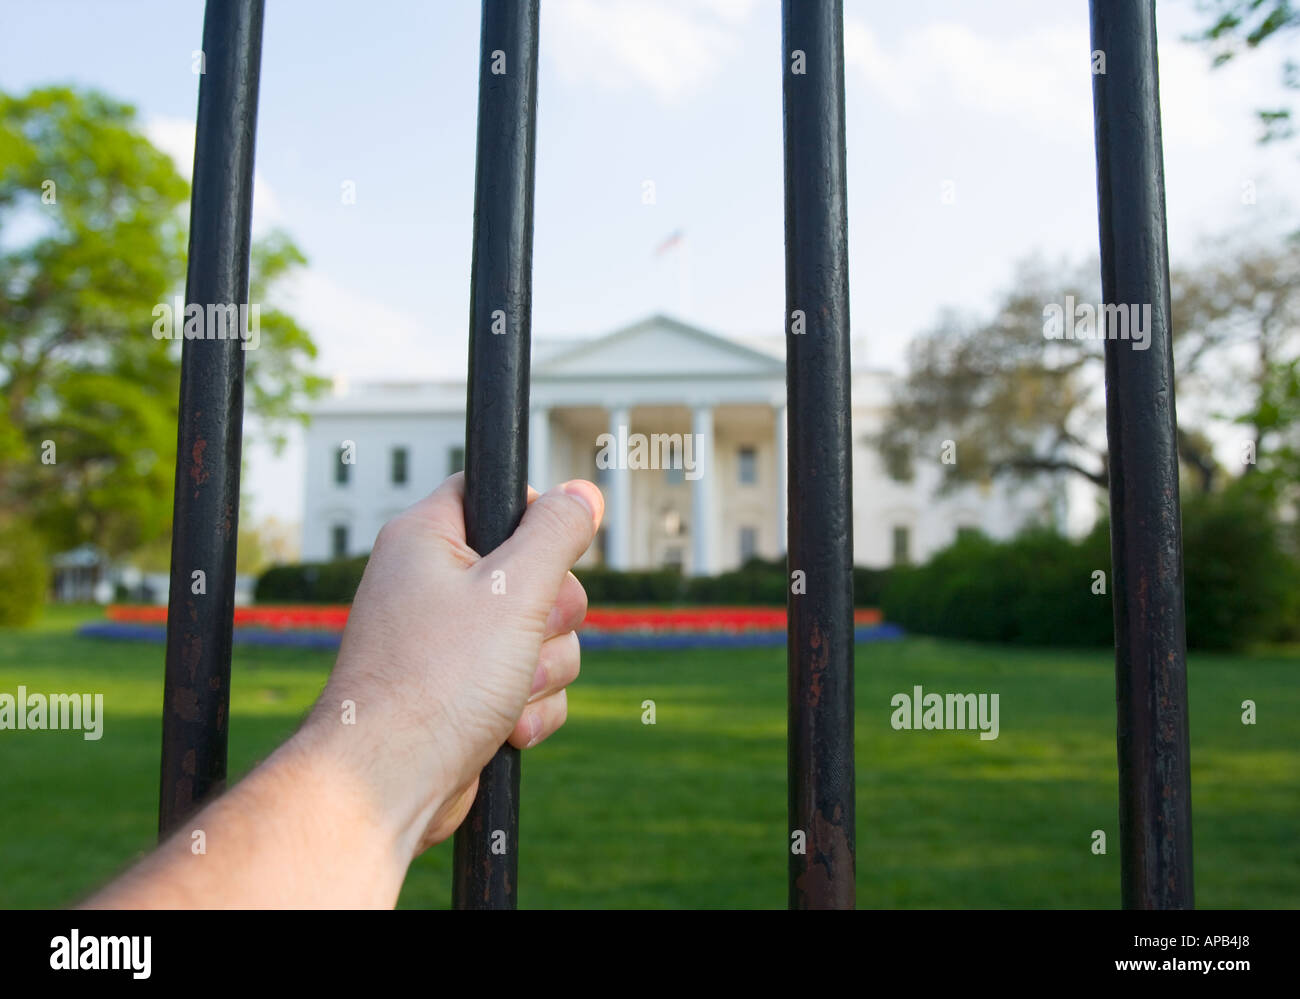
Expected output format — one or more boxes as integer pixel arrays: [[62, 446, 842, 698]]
[[293, 472, 604, 868]]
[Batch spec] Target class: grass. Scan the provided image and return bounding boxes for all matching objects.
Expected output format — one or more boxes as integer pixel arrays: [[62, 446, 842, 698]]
[[0, 604, 1296, 908]]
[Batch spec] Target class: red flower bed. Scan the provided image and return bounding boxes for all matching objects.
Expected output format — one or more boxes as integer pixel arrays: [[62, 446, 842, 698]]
[[108, 604, 350, 630], [106, 604, 882, 633], [582, 607, 882, 633]]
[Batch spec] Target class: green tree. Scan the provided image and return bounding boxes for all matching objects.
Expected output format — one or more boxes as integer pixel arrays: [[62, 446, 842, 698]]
[[1191, 0, 1300, 143], [875, 241, 1300, 498], [0, 86, 326, 579], [873, 258, 1110, 494]]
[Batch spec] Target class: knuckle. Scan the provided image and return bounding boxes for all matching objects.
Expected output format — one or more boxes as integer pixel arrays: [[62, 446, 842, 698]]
[[372, 517, 406, 552], [560, 631, 582, 681], [554, 689, 569, 726]]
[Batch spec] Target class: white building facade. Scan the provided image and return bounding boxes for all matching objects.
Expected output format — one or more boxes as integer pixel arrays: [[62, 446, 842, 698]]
[[302, 316, 1065, 571]]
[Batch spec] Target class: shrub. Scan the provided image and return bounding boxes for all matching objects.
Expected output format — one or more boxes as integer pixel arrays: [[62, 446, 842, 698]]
[[573, 566, 684, 604], [879, 487, 1298, 652], [881, 526, 1112, 647], [0, 518, 48, 626], [1179, 486, 1295, 651], [254, 554, 369, 604], [684, 557, 785, 604], [852, 566, 892, 607]]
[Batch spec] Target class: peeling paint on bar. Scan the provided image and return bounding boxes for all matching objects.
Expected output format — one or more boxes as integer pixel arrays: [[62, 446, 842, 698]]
[[1089, 0, 1195, 909], [781, 0, 857, 910], [158, 0, 265, 837]]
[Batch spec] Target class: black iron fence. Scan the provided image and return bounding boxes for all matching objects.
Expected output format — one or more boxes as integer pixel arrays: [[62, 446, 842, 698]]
[[158, 0, 1192, 910]]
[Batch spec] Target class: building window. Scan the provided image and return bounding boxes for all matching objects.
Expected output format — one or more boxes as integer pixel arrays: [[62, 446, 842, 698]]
[[391, 447, 409, 486], [334, 445, 350, 485], [738, 446, 757, 485], [739, 526, 758, 564], [594, 445, 609, 485], [331, 525, 349, 560], [449, 446, 465, 475], [665, 439, 685, 485], [663, 546, 683, 569], [892, 525, 911, 566]]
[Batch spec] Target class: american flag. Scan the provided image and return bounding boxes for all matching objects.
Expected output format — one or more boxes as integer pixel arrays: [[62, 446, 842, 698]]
[[654, 229, 685, 255]]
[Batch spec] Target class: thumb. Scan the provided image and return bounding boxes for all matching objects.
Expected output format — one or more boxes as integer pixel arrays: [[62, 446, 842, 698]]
[[478, 480, 604, 614]]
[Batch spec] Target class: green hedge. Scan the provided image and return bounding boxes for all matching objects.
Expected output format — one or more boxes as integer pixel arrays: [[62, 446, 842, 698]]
[[881, 527, 1112, 646], [682, 556, 786, 604], [254, 554, 370, 604], [575, 558, 891, 606], [1179, 486, 1298, 651], [881, 487, 1299, 652], [572, 566, 685, 604], [853, 566, 892, 607], [257, 553, 892, 607]]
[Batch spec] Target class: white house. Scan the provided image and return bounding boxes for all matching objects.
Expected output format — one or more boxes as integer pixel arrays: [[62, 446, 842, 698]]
[[301, 315, 1066, 571]]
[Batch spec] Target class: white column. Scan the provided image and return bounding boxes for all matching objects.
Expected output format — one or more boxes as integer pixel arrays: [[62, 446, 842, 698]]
[[529, 406, 550, 490], [691, 404, 713, 576], [774, 402, 787, 555], [607, 406, 631, 569]]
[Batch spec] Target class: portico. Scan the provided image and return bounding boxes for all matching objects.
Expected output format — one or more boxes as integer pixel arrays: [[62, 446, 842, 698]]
[[527, 316, 788, 575]]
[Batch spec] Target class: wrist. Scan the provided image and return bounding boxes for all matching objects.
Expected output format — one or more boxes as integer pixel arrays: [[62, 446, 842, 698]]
[[275, 717, 421, 904], [290, 696, 455, 873]]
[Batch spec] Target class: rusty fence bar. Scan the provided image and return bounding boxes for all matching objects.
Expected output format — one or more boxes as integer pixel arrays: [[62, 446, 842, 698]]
[[1089, 0, 1194, 908], [158, 0, 265, 836], [780, 0, 857, 910], [452, 0, 541, 910]]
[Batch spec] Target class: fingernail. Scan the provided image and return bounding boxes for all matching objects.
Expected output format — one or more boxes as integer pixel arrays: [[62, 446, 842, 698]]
[[530, 661, 547, 696], [526, 710, 543, 747], [561, 480, 598, 521]]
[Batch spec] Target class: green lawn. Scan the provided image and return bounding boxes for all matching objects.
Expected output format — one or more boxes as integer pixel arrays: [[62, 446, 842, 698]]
[[1, 605, 1296, 908]]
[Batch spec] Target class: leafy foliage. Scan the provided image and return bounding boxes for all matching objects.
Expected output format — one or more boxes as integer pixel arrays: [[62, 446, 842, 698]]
[[0, 516, 47, 625], [0, 86, 324, 560], [1192, 0, 1300, 142], [877, 240, 1300, 500]]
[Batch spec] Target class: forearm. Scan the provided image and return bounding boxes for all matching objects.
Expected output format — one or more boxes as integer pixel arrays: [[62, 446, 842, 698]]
[[82, 725, 418, 909]]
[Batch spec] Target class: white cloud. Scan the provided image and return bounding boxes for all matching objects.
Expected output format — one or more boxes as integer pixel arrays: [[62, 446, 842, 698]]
[[842, 16, 1268, 147], [844, 20, 1094, 133], [143, 114, 448, 382], [144, 114, 284, 232], [545, 0, 757, 103], [279, 267, 462, 382]]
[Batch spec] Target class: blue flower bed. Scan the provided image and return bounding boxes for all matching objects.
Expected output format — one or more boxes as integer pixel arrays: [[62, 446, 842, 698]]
[[79, 621, 904, 651]]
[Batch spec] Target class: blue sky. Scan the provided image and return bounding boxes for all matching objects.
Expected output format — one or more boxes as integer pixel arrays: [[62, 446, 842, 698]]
[[2, 0, 1294, 533]]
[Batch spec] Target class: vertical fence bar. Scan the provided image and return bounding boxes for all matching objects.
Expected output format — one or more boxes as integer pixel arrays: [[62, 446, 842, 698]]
[[452, 0, 540, 910], [1089, 0, 1194, 908], [781, 0, 856, 910], [158, 0, 265, 836]]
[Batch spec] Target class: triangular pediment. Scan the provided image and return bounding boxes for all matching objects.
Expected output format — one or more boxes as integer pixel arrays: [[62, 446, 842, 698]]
[[533, 315, 784, 379]]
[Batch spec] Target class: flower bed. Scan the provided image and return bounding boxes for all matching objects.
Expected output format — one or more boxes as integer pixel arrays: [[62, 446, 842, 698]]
[[108, 604, 351, 630], [82, 619, 903, 650], [106, 604, 883, 634]]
